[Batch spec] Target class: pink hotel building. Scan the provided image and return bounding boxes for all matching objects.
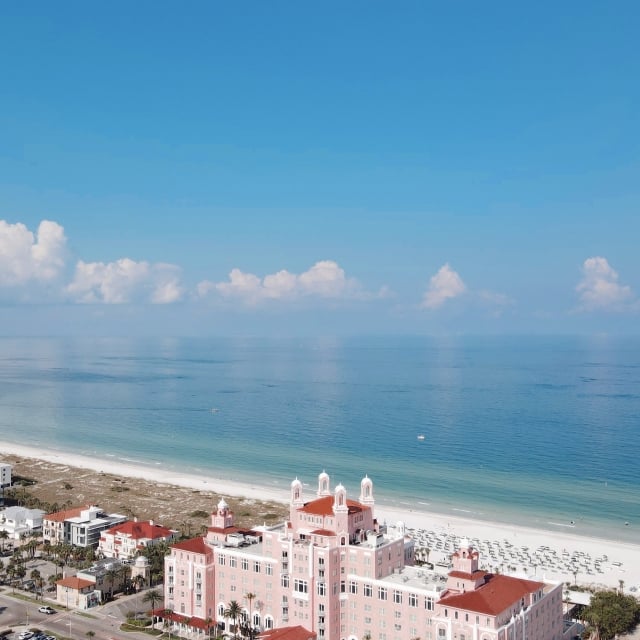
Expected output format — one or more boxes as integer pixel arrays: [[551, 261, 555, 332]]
[[164, 473, 566, 640]]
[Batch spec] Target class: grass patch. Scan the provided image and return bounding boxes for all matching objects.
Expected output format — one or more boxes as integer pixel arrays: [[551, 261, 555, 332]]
[[189, 510, 209, 519], [120, 624, 162, 635]]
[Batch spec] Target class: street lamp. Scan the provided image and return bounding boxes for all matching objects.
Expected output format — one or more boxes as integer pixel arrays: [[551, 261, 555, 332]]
[[66, 586, 72, 639]]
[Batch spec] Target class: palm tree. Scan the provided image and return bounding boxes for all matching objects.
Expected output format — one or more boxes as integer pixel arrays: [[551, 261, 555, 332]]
[[204, 617, 214, 640], [48, 572, 60, 591], [0, 530, 8, 553], [224, 600, 242, 640], [119, 563, 131, 593], [162, 608, 174, 640], [30, 568, 41, 598], [244, 593, 256, 640], [143, 588, 163, 617], [105, 567, 119, 600]]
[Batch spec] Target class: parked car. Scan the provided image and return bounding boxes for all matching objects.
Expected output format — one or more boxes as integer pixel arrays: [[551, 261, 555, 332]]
[[18, 632, 34, 640], [38, 606, 56, 614]]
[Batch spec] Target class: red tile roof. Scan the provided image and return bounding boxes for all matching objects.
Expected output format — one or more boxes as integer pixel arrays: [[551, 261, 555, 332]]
[[258, 626, 316, 640], [311, 528, 335, 537], [57, 576, 94, 589], [439, 574, 543, 616], [172, 537, 212, 555], [298, 496, 364, 516], [46, 504, 92, 522], [153, 610, 216, 629], [105, 520, 174, 540]]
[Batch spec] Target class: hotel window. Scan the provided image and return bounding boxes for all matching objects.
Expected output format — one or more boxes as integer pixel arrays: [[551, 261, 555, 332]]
[[317, 582, 326, 596], [281, 575, 289, 588], [341, 581, 346, 593], [218, 555, 226, 565], [378, 587, 387, 600], [230, 557, 237, 568], [253, 561, 261, 573], [393, 590, 402, 604], [394, 611, 401, 619], [242, 558, 249, 571], [294, 579, 308, 594], [409, 593, 418, 607], [266, 564, 273, 575], [349, 581, 358, 594], [425, 597, 434, 611], [364, 584, 373, 597], [438, 629, 446, 640]]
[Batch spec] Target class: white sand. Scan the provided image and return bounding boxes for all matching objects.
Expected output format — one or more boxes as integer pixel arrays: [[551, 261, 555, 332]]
[[2, 440, 639, 593]]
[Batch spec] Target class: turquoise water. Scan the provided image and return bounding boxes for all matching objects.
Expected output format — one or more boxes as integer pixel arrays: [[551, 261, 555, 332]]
[[0, 335, 638, 542]]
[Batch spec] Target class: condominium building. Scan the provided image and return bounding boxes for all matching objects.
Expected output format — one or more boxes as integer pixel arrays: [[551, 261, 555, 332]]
[[43, 504, 127, 547], [164, 473, 566, 640]]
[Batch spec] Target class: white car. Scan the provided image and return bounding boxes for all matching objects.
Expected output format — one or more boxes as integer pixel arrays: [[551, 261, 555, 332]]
[[39, 605, 56, 614], [18, 632, 34, 640]]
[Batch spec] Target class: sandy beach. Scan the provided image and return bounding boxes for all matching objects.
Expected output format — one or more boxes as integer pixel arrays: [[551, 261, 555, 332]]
[[2, 439, 639, 593]]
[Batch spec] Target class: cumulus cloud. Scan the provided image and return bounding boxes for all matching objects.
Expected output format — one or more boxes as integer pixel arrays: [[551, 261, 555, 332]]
[[421, 263, 467, 309], [199, 260, 380, 304], [0, 219, 67, 287], [576, 256, 636, 312], [67, 259, 183, 304]]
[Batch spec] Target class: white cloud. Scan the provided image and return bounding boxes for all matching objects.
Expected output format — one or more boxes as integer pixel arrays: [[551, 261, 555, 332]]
[[0, 219, 67, 287], [67, 258, 183, 304], [576, 256, 636, 312], [200, 260, 377, 304], [421, 263, 466, 309]]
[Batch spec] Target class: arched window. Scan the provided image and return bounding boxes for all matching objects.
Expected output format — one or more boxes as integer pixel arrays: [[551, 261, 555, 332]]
[[264, 616, 274, 630], [252, 612, 261, 628]]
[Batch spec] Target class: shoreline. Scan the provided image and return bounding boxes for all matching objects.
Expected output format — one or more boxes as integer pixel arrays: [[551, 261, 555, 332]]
[[2, 439, 639, 592]]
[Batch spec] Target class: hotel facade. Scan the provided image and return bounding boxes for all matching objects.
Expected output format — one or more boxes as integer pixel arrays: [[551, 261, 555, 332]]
[[164, 473, 566, 640]]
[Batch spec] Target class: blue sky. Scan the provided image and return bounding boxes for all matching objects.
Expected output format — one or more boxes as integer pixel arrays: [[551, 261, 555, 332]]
[[1, 2, 639, 336]]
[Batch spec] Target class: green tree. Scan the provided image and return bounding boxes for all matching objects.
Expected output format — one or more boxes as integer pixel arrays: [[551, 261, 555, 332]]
[[244, 593, 256, 640], [582, 590, 640, 640], [105, 567, 119, 600], [30, 568, 41, 598], [224, 600, 242, 640], [0, 530, 8, 552], [143, 588, 163, 617]]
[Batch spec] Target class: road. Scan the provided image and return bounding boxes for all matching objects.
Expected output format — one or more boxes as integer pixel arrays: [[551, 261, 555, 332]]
[[0, 588, 157, 640]]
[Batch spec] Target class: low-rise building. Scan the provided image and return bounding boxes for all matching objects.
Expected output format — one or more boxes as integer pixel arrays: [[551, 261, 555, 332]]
[[97, 519, 178, 560], [56, 576, 99, 609], [0, 506, 45, 539]]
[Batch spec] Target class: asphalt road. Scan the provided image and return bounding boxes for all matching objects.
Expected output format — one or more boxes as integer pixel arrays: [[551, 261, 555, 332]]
[[0, 587, 157, 640]]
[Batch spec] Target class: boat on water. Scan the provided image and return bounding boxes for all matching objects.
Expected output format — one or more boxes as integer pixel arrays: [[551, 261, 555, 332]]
[[417, 434, 425, 440]]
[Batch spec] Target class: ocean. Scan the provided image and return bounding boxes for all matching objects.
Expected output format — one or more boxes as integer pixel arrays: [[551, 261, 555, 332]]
[[0, 335, 638, 542]]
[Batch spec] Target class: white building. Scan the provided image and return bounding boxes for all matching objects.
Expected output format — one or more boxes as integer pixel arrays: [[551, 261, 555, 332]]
[[0, 463, 11, 488], [0, 506, 45, 539], [43, 504, 127, 547], [98, 518, 178, 560]]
